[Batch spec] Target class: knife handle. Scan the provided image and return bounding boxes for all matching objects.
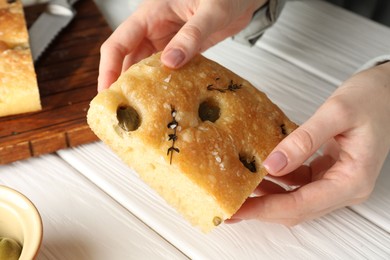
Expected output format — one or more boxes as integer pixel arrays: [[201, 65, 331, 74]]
[[49, 0, 81, 9], [48, 0, 75, 16]]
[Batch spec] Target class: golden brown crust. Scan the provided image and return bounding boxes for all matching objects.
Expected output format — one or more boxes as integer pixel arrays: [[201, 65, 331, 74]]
[[0, 0, 41, 117], [88, 52, 297, 232], [0, 0, 26, 47]]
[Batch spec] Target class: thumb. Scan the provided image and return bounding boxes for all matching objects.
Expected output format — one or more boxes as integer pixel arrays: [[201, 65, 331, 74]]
[[263, 100, 349, 176], [161, 4, 225, 68]]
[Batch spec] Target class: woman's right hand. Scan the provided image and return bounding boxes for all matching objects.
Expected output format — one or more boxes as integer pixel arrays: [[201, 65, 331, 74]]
[[98, 0, 267, 91]]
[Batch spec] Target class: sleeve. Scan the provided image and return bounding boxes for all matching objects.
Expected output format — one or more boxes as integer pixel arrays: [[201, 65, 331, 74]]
[[232, 0, 286, 46], [356, 55, 390, 72]]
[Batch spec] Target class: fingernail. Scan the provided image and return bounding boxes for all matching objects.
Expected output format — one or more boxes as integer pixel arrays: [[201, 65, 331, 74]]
[[163, 48, 185, 68], [263, 151, 287, 174]]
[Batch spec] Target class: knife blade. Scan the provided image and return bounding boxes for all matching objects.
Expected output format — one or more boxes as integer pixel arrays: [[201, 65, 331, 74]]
[[29, 0, 81, 62]]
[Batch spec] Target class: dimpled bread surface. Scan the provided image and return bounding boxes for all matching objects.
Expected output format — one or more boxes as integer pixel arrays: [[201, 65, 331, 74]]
[[0, 0, 41, 117], [87, 52, 297, 232]]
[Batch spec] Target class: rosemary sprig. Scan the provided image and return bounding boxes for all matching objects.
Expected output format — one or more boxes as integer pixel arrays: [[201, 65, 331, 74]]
[[167, 107, 180, 164], [207, 79, 242, 93]]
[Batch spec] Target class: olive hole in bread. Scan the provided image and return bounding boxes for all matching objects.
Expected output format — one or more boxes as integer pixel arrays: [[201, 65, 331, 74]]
[[198, 99, 220, 123], [239, 154, 257, 173], [117, 105, 141, 132], [280, 123, 287, 135]]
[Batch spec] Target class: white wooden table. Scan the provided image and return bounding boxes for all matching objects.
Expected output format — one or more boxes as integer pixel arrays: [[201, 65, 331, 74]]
[[2, 0, 390, 259]]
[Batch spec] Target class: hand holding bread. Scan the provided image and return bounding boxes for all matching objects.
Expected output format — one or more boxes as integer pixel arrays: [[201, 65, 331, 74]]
[[229, 62, 390, 226], [98, 0, 268, 92]]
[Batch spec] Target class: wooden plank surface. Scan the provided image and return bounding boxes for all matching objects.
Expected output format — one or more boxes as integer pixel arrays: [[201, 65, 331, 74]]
[[0, 154, 188, 259], [257, 0, 390, 85], [0, 0, 110, 164]]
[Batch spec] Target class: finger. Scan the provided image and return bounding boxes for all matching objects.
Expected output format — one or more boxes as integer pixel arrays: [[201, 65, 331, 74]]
[[322, 138, 340, 161], [98, 17, 146, 91], [226, 178, 287, 224], [309, 154, 336, 181], [263, 99, 352, 176], [230, 176, 349, 226], [121, 40, 156, 73], [268, 165, 312, 187], [253, 179, 287, 196], [161, 3, 226, 68]]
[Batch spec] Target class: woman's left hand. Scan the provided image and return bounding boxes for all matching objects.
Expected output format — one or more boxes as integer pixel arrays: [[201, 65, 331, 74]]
[[228, 62, 390, 226]]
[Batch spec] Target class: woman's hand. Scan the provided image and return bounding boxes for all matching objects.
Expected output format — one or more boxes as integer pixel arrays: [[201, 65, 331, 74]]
[[228, 62, 390, 226], [98, 0, 267, 91]]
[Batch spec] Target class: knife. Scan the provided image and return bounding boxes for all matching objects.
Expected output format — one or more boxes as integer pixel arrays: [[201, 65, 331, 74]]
[[29, 0, 81, 62]]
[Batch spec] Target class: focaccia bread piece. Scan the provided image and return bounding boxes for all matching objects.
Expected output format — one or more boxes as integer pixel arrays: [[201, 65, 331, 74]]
[[0, 0, 26, 47], [0, 0, 41, 117], [87, 52, 297, 232]]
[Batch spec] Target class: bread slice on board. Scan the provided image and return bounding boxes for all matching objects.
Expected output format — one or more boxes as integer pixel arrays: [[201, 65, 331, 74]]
[[0, 0, 41, 117]]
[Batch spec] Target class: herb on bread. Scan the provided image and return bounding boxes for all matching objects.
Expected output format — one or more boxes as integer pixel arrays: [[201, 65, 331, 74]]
[[167, 107, 180, 164]]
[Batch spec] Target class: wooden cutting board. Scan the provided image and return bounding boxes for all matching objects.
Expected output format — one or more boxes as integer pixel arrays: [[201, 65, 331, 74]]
[[0, 0, 112, 164]]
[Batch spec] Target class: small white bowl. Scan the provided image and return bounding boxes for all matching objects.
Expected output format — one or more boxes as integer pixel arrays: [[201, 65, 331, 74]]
[[0, 185, 43, 260]]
